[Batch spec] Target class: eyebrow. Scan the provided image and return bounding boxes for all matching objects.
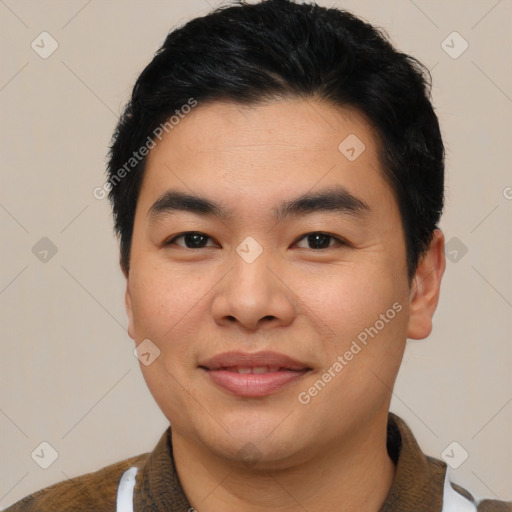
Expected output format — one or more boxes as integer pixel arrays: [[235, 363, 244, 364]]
[[147, 186, 370, 222]]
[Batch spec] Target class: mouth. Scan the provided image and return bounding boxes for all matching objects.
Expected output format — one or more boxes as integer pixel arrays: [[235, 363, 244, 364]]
[[199, 351, 312, 397]]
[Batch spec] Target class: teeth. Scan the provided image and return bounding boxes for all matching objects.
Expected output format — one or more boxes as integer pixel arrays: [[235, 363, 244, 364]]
[[231, 366, 282, 374]]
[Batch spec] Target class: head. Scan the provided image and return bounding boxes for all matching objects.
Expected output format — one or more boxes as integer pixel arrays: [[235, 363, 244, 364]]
[[107, 0, 445, 468]]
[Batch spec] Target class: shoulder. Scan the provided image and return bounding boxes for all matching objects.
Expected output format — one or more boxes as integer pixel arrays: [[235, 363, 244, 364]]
[[477, 500, 512, 511], [449, 480, 512, 511], [387, 413, 511, 511], [2, 453, 148, 512]]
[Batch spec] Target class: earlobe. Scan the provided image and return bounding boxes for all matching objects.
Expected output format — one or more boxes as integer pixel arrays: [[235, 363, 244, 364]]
[[407, 229, 446, 340]]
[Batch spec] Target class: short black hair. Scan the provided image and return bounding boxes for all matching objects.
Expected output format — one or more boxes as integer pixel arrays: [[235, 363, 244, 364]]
[[107, 0, 444, 279]]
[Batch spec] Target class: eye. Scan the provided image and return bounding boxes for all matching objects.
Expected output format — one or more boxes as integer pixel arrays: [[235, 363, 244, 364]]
[[165, 232, 218, 249], [164, 231, 347, 250], [294, 232, 347, 250]]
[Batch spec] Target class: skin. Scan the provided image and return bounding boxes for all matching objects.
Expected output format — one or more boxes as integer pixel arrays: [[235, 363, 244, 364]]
[[124, 99, 446, 512]]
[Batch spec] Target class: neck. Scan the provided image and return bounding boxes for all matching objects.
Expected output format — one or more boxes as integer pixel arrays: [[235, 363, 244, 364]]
[[172, 412, 396, 512]]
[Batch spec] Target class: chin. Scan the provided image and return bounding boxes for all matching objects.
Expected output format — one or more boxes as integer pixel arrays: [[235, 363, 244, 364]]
[[213, 437, 307, 471], [197, 413, 312, 468]]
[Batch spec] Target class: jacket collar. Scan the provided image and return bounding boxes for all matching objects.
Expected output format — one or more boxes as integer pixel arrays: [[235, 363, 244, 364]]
[[380, 413, 446, 511]]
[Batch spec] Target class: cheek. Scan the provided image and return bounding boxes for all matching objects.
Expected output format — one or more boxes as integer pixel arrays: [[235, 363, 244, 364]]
[[298, 266, 405, 342], [331, 279, 409, 387], [300, 266, 410, 399], [128, 263, 222, 380], [128, 267, 207, 419], [128, 265, 197, 341]]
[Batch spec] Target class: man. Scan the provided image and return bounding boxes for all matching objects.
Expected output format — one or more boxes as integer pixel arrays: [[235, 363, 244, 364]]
[[5, 0, 511, 510]]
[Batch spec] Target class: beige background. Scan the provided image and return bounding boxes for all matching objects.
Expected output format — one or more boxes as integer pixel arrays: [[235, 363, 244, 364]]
[[1, 0, 511, 508]]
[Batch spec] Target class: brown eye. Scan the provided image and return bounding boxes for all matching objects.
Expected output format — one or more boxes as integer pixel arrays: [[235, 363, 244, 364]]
[[295, 232, 346, 249], [166, 232, 216, 249]]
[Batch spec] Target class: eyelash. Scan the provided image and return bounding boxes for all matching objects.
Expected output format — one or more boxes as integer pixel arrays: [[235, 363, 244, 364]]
[[163, 231, 350, 250]]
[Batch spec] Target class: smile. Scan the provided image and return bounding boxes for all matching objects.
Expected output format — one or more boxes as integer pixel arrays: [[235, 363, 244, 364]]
[[199, 351, 312, 397]]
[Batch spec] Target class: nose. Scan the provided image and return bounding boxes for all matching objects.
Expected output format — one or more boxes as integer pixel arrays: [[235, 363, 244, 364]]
[[211, 247, 296, 332]]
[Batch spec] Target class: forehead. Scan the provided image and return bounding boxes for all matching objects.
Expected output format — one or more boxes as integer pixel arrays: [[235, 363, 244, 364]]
[[138, 99, 396, 221], [149, 99, 377, 157]]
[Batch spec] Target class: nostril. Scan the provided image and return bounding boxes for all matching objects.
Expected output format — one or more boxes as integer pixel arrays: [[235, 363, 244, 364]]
[[224, 315, 275, 324]]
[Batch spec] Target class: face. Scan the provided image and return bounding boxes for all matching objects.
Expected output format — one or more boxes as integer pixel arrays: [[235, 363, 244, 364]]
[[125, 99, 432, 468]]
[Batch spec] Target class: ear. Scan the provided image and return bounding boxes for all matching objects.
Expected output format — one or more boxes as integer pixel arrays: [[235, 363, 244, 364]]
[[407, 229, 446, 340], [125, 280, 135, 341]]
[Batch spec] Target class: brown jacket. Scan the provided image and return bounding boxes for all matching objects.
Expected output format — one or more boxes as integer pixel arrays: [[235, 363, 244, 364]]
[[4, 413, 511, 511]]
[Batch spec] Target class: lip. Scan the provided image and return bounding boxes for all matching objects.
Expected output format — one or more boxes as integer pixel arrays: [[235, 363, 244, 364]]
[[199, 351, 311, 398]]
